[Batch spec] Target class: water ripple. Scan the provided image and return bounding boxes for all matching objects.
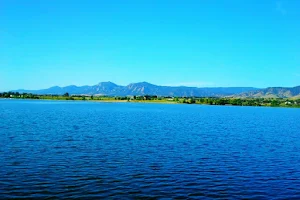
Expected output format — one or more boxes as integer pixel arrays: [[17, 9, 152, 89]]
[[0, 100, 300, 199]]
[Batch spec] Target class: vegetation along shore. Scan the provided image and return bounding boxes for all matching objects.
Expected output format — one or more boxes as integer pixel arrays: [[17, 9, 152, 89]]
[[1, 92, 300, 108]]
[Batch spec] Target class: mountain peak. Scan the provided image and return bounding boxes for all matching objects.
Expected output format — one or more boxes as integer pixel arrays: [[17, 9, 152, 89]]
[[97, 81, 118, 87], [128, 82, 156, 87]]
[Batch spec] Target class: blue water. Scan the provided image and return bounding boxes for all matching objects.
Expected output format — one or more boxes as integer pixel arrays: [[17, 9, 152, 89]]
[[0, 99, 300, 199]]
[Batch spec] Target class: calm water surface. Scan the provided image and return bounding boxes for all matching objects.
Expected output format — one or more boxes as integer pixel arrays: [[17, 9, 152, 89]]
[[0, 99, 300, 199]]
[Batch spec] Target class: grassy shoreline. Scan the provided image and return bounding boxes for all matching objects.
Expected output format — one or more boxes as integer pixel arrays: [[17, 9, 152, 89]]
[[1, 95, 300, 108], [0, 97, 179, 104]]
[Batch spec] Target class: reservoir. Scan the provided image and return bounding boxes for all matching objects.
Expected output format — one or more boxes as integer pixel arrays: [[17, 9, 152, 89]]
[[0, 99, 300, 199]]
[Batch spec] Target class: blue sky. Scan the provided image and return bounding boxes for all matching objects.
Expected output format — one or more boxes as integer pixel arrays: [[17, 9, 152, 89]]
[[0, 0, 299, 91]]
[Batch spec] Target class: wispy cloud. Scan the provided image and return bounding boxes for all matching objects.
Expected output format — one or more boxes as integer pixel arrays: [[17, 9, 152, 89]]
[[276, 1, 287, 15], [165, 81, 216, 88]]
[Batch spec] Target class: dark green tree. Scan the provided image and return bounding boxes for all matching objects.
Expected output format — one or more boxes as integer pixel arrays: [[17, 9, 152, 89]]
[[271, 100, 280, 107], [63, 92, 69, 97]]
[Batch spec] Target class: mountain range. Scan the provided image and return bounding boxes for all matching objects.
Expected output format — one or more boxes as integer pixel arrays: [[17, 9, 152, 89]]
[[14, 82, 258, 97], [13, 82, 300, 98], [237, 86, 300, 98]]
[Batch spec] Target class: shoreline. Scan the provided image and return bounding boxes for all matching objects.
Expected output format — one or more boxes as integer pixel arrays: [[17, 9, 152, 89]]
[[0, 98, 178, 104], [1, 97, 300, 108]]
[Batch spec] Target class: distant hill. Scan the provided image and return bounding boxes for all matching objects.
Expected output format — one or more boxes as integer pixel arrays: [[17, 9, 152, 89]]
[[13, 81, 258, 97], [237, 86, 300, 98]]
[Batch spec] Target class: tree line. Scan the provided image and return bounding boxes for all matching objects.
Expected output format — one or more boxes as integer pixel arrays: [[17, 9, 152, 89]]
[[1, 92, 300, 107]]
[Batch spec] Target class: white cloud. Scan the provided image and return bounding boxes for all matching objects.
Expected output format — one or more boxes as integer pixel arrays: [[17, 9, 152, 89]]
[[276, 1, 287, 15]]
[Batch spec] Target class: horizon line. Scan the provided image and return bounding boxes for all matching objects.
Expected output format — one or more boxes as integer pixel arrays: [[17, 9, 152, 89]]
[[4, 81, 300, 92]]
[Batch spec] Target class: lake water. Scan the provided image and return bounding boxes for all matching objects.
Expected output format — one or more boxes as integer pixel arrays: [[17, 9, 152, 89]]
[[0, 99, 300, 199]]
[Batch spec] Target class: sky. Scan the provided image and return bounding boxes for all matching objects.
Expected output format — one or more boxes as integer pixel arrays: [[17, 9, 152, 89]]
[[0, 0, 300, 91]]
